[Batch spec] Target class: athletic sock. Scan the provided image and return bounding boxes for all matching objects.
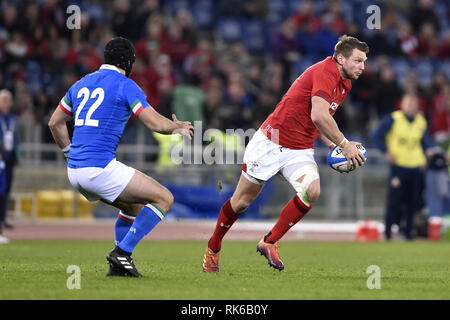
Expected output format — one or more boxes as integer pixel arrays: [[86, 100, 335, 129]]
[[264, 196, 310, 244], [114, 211, 135, 246], [118, 204, 165, 254], [208, 198, 239, 252]]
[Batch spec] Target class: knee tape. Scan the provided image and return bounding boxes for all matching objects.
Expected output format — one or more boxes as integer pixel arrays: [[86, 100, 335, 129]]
[[287, 164, 319, 207]]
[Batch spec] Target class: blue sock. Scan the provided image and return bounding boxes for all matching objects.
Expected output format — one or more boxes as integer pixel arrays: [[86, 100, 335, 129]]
[[118, 204, 165, 254], [114, 211, 135, 246]]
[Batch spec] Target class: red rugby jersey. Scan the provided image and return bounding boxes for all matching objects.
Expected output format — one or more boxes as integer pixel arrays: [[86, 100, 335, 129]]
[[260, 56, 352, 149]]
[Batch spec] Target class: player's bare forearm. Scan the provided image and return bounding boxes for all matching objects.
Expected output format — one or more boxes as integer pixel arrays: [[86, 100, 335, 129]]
[[318, 132, 336, 149], [138, 107, 178, 134], [48, 106, 72, 148], [311, 96, 345, 145], [138, 107, 194, 139], [311, 96, 365, 167]]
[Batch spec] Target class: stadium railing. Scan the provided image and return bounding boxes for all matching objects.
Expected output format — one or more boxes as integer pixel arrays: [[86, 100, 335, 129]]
[[10, 139, 390, 222]]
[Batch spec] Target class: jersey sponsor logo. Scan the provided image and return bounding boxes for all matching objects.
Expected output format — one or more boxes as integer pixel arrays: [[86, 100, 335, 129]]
[[330, 102, 339, 111], [265, 124, 274, 133]]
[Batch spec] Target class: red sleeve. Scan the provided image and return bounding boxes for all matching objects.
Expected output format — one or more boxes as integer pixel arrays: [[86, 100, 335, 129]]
[[311, 68, 338, 104]]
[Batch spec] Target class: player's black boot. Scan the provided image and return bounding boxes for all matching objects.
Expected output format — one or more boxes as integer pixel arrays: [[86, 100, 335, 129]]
[[106, 246, 142, 278], [106, 263, 128, 277]]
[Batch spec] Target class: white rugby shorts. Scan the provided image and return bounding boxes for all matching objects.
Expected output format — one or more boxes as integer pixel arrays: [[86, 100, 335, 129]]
[[242, 129, 318, 184], [67, 159, 136, 202]]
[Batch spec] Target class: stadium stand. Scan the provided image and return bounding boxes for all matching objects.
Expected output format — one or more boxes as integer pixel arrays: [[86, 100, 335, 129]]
[[0, 0, 448, 224]]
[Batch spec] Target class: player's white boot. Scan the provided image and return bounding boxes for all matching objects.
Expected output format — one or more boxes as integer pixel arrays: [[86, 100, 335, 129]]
[[0, 234, 9, 244]]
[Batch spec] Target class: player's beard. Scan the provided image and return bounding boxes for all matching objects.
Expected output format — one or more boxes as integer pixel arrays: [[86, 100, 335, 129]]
[[342, 65, 359, 80]]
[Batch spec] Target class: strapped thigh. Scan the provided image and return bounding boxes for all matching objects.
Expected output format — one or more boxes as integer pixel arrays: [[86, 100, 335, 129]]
[[281, 162, 320, 207]]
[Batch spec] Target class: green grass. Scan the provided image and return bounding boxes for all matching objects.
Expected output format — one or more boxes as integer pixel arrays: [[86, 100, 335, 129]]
[[0, 240, 449, 300]]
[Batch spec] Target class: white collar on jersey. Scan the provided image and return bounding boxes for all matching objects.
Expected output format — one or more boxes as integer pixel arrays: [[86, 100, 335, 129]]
[[99, 64, 122, 73]]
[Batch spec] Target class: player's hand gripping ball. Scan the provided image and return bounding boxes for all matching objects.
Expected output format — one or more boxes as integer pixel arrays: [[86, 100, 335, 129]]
[[327, 144, 367, 173]]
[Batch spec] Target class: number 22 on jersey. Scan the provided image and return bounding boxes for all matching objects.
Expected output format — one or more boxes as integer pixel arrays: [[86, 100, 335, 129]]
[[75, 87, 104, 127]]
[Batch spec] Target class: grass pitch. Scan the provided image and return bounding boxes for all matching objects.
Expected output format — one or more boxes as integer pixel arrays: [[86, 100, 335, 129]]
[[0, 240, 449, 300]]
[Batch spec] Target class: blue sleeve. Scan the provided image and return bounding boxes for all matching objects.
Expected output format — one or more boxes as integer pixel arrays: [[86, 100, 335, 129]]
[[370, 115, 394, 153], [123, 79, 152, 116], [421, 123, 437, 150]]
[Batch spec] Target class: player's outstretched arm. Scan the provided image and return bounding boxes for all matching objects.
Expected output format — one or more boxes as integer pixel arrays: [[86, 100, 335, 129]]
[[138, 107, 194, 139], [311, 96, 365, 168], [48, 106, 72, 150]]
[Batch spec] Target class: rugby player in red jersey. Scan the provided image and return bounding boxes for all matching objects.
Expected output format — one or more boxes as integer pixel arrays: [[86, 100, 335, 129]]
[[203, 35, 369, 272]]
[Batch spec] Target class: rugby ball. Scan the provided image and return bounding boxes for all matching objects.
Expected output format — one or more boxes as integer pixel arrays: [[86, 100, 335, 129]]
[[327, 144, 367, 173]]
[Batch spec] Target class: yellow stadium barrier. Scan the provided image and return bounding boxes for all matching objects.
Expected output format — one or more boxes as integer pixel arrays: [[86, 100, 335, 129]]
[[36, 190, 96, 220]]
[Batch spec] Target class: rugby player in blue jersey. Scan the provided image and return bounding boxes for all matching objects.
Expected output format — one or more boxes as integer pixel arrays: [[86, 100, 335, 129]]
[[48, 37, 194, 277]]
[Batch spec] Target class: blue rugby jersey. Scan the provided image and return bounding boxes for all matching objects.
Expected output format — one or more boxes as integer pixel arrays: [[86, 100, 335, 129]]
[[59, 64, 151, 168]]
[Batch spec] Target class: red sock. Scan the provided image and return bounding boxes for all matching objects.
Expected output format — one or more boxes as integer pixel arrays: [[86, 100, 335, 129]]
[[264, 196, 310, 243], [208, 199, 239, 252]]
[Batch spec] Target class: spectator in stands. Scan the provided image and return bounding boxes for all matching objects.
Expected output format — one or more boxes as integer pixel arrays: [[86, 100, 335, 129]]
[[0, 89, 19, 231], [244, 63, 263, 103], [145, 53, 177, 113], [397, 21, 419, 57], [0, 4, 22, 34], [27, 26, 51, 64], [135, 0, 162, 40], [424, 70, 447, 103], [183, 38, 215, 86], [371, 94, 437, 240], [0, 142, 7, 243], [313, 12, 340, 58], [171, 74, 205, 127], [417, 22, 440, 57], [224, 77, 253, 130], [243, 0, 269, 19], [175, 8, 199, 48], [373, 66, 403, 119], [166, 21, 193, 78], [223, 41, 252, 73], [36, 90, 55, 145], [270, 19, 302, 90], [111, 0, 137, 42], [217, 0, 244, 17], [270, 19, 302, 63], [430, 82, 450, 149], [437, 30, 450, 58], [290, 0, 321, 35], [204, 87, 226, 130], [130, 57, 152, 103], [426, 83, 449, 230], [0, 0, 448, 172], [24, 3, 41, 37], [401, 71, 429, 117], [320, 0, 347, 35], [4, 32, 28, 68], [135, 14, 170, 64], [409, 0, 441, 34]]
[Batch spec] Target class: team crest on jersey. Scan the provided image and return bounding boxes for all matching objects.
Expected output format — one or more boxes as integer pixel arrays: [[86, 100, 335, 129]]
[[249, 161, 259, 172]]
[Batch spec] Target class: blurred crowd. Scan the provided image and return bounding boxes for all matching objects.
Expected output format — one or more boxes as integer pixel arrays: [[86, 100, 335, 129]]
[[0, 0, 449, 151]]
